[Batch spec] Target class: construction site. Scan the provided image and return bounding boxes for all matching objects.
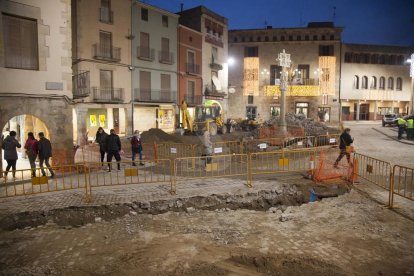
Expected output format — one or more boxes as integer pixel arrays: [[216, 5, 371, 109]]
[[0, 117, 413, 275]]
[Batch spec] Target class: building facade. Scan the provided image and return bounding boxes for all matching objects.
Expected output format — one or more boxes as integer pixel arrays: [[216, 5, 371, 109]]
[[72, 0, 132, 143], [177, 24, 203, 123], [0, 0, 73, 166], [340, 43, 413, 120], [178, 6, 229, 121], [228, 23, 343, 124], [131, 2, 179, 133]]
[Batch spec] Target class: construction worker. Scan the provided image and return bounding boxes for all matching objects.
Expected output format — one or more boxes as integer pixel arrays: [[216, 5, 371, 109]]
[[406, 117, 414, 140], [397, 117, 407, 140]]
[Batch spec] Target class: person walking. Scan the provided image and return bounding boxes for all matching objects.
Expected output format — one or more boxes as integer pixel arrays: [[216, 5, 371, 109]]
[[24, 132, 38, 177], [95, 127, 108, 167], [105, 129, 122, 172], [333, 128, 354, 169], [202, 130, 213, 165], [406, 117, 414, 140], [130, 130, 144, 166], [397, 117, 407, 140], [2, 131, 21, 181], [37, 132, 55, 178]]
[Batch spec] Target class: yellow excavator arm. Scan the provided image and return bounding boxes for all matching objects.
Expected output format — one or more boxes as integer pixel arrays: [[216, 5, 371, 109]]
[[180, 100, 193, 132]]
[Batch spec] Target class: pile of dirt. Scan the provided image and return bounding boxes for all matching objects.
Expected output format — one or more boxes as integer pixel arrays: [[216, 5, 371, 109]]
[[262, 113, 340, 136], [141, 128, 183, 144]]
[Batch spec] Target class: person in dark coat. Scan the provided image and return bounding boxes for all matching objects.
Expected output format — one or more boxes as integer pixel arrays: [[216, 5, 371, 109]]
[[334, 128, 354, 169], [105, 129, 121, 172], [24, 132, 38, 177], [2, 131, 21, 181], [130, 130, 144, 166], [95, 127, 108, 166], [37, 132, 55, 178]]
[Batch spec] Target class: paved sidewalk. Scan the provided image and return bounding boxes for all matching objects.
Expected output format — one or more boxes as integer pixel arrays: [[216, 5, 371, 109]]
[[372, 126, 414, 146]]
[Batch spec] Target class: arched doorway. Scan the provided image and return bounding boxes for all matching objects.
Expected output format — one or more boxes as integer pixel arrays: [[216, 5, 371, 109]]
[[1, 114, 49, 174]]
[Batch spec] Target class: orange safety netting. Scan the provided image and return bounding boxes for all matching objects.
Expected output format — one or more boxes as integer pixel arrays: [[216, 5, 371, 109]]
[[313, 150, 357, 182]]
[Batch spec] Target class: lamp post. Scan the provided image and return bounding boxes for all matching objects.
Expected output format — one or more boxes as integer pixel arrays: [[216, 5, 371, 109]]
[[408, 53, 414, 114], [278, 49, 291, 135]]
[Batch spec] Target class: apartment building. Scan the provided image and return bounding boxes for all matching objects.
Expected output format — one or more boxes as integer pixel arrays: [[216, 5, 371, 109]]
[[72, 0, 131, 142], [228, 22, 343, 124], [177, 24, 203, 123], [178, 6, 229, 120], [132, 2, 179, 133], [340, 43, 413, 121], [0, 0, 73, 165]]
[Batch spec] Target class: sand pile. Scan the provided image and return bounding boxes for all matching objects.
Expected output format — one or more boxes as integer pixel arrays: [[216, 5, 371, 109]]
[[141, 128, 183, 144]]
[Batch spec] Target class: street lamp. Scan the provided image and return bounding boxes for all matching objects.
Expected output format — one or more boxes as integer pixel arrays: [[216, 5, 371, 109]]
[[407, 53, 414, 114], [278, 49, 291, 135]]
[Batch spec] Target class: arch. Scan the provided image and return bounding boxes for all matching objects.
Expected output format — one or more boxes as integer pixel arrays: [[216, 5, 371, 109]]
[[396, 77, 402, 90], [379, 76, 385, 90], [388, 77, 394, 90], [353, 75, 359, 89], [362, 76, 368, 89], [370, 76, 377, 89]]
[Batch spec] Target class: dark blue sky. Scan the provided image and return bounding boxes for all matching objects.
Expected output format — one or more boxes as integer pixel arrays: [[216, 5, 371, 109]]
[[144, 0, 414, 47]]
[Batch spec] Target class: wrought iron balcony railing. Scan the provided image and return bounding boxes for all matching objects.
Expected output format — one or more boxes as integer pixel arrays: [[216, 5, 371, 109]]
[[92, 87, 124, 102], [184, 94, 202, 105], [204, 84, 224, 97], [186, 63, 200, 74], [72, 71, 90, 99], [158, 50, 174, 64], [137, 46, 155, 61], [93, 43, 121, 62], [134, 89, 177, 103]]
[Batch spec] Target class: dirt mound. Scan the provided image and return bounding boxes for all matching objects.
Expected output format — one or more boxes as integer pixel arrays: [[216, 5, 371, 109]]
[[141, 128, 183, 144]]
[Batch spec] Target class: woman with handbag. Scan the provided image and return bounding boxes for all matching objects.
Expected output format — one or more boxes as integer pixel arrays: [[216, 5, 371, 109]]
[[334, 128, 354, 169]]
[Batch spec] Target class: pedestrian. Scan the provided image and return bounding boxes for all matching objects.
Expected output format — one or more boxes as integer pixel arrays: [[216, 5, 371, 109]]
[[24, 132, 38, 177], [95, 127, 108, 166], [2, 131, 21, 181], [406, 117, 414, 140], [202, 130, 213, 165], [37, 132, 55, 178], [397, 116, 407, 140], [130, 130, 144, 166], [105, 129, 122, 172], [333, 128, 354, 169]]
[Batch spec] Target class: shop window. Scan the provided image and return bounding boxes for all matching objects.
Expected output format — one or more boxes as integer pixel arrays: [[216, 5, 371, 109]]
[[270, 106, 280, 117], [295, 102, 309, 117], [318, 107, 330, 122], [246, 106, 257, 120]]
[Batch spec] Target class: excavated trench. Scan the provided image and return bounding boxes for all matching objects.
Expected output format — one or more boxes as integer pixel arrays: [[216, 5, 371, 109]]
[[0, 183, 350, 231]]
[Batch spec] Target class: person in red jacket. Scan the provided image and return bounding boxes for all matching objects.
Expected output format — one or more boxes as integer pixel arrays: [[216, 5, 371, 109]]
[[24, 132, 38, 177]]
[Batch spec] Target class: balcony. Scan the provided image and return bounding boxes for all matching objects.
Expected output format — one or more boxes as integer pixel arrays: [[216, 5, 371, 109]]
[[270, 78, 319, 86], [99, 7, 113, 24], [137, 46, 155, 61], [92, 87, 124, 103], [209, 57, 223, 71], [134, 89, 176, 103], [93, 43, 121, 62], [184, 94, 202, 106], [264, 85, 320, 97], [204, 84, 224, 98], [205, 33, 224, 47], [72, 71, 90, 99], [158, 51, 174, 65], [186, 63, 200, 74]]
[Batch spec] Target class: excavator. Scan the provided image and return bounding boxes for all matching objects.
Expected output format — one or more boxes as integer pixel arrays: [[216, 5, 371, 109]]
[[181, 100, 227, 135]]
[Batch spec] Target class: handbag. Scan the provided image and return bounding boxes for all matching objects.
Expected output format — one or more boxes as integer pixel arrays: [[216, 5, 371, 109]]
[[342, 137, 354, 153]]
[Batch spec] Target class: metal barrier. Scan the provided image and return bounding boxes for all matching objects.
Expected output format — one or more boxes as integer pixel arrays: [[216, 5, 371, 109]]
[[314, 134, 340, 147], [249, 148, 317, 183], [0, 164, 89, 198], [390, 165, 414, 208], [283, 136, 317, 149], [155, 143, 194, 160], [243, 138, 284, 154], [173, 154, 250, 192], [352, 153, 392, 190], [86, 159, 174, 194]]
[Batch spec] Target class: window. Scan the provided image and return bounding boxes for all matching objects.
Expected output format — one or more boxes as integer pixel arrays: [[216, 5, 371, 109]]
[[141, 8, 148, 21], [187, 80, 195, 101], [270, 106, 280, 117], [100, 70, 112, 89], [370, 76, 377, 89], [162, 15, 168, 27], [318, 107, 330, 122], [244, 46, 258, 57], [281, 36, 285, 41], [313, 35, 318, 40], [295, 102, 309, 118], [319, 45, 334, 56], [212, 46, 218, 62], [321, 35, 325, 40], [100, 0, 112, 23], [396, 77, 402, 90], [257, 36, 261, 42], [273, 36, 277, 41], [139, 32, 150, 59], [353, 75, 359, 89], [99, 31, 112, 58], [305, 35, 309, 41], [139, 71, 151, 100], [371, 54, 378, 64], [379, 77, 385, 90], [247, 95, 254, 104], [297, 35, 301, 41], [233, 37, 238, 43], [246, 106, 256, 120], [289, 35, 293, 41], [3, 14, 38, 70], [344, 52, 352, 63], [160, 74, 171, 100], [330, 34, 334, 40], [160, 37, 170, 63], [388, 77, 394, 90], [264, 36, 269, 42], [362, 76, 368, 89]]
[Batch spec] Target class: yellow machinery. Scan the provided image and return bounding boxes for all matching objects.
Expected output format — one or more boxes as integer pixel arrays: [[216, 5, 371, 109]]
[[181, 101, 226, 135]]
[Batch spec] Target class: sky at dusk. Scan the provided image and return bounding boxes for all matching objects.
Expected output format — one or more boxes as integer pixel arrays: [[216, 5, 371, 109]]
[[143, 0, 414, 47]]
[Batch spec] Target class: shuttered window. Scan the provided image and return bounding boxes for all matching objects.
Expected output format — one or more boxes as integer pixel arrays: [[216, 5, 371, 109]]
[[3, 14, 38, 70]]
